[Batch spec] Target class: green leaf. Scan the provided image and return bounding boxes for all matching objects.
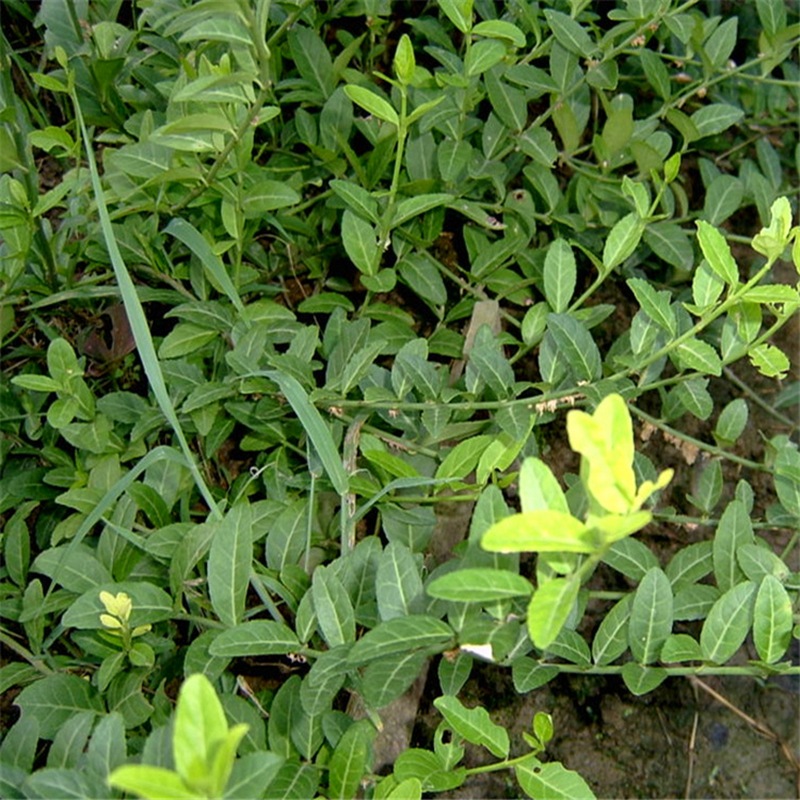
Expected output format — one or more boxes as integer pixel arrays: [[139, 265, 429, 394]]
[[288, 26, 335, 99], [485, 69, 527, 132], [312, 565, 356, 647], [666, 541, 713, 591], [700, 581, 756, 664], [545, 628, 591, 666], [714, 398, 748, 446], [627, 277, 676, 336], [434, 696, 509, 759], [519, 126, 558, 167], [242, 179, 301, 216], [592, 595, 632, 665], [691, 261, 725, 310], [673, 584, 719, 621], [436, 435, 494, 482], [348, 615, 454, 664], [330, 180, 379, 224], [473, 20, 526, 47], [620, 663, 668, 695], [11, 374, 61, 393], [603, 212, 645, 271], [518, 458, 569, 514], [543, 239, 576, 314], [344, 85, 398, 126], [756, 0, 787, 38], [159, 323, 217, 359], [341, 209, 380, 277], [516, 757, 596, 800], [511, 659, 559, 693], [749, 343, 790, 379], [361, 650, 427, 708], [674, 338, 722, 376], [14, 674, 103, 739], [208, 504, 252, 628], [328, 720, 374, 800], [398, 252, 447, 307], [210, 621, 301, 657], [628, 567, 673, 664], [602, 538, 658, 582], [62, 581, 173, 630], [660, 633, 702, 663], [695, 220, 738, 285], [545, 314, 601, 382], [702, 175, 744, 226], [393, 193, 452, 227], [643, 222, 693, 271], [737, 544, 790, 583], [376, 541, 425, 621], [427, 568, 532, 602], [543, 9, 596, 56], [31, 544, 112, 593], [690, 103, 744, 138], [713, 500, 754, 593], [266, 371, 349, 496], [438, 0, 473, 32], [527, 577, 579, 649], [465, 39, 506, 77], [753, 575, 793, 664], [394, 749, 466, 793]]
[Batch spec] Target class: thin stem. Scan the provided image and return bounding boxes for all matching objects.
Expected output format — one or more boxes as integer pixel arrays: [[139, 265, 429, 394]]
[[630, 405, 766, 471], [0, 630, 54, 675], [723, 366, 797, 431]]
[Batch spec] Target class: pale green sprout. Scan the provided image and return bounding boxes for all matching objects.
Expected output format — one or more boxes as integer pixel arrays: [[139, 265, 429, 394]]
[[99, 590, 151, 639]]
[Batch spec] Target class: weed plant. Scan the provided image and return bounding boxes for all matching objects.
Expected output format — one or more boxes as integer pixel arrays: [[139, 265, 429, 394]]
[[0, 0, 798, 797]]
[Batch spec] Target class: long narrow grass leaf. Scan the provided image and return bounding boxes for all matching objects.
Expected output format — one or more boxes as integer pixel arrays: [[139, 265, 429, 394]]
[[72, 93, 221, 520], [266, 370, 349, 495], [164, 218, 245, 314]]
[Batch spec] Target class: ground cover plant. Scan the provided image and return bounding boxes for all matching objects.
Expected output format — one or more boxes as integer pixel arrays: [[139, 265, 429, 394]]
[[0, 0, 799, 797]]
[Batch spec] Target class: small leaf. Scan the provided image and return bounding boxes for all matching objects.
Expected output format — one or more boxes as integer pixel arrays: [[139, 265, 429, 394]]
[[713, 500, 754, 593], [543, 239, 576, 313], [527, 577, 579, 649], [674, 338, 722, 376], [434, 696, 509, 758], [592, 595, 632, 666], [620, 663, 668, 695], [603, 212, 644, 271], [543, 9, 597, 56], [330, 180, 379, 224], [690, 103, 744, 138], [516, 757, 596, 800], [348, 615, 454, 664], [343, 85, 398, 125], [545, 314, 601, 382], [393, 193, 452, 227], [341, 209, 380, 277], [749, 343, 790, 379], [695, 220, 738, 285], [714, 398, 748, 446], [465, 39, 506, 77]]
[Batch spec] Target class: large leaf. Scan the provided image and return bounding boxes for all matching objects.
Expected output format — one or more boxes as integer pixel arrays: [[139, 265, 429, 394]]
[[14, 675, 103, 739], [312, 565, 356, 647], [700, 581, 756, 664], [516, 756, 596, 800], [427, 568, 532, 602], [543, 239, 576, 314], [347, 616, 454, 664], [527, 577, 579, 650], [434, 696, 509, 758], [545, 314, 601, 382], [752, 575, 793, 664], [628, 568, 673, 664], [208, 504, 253, 628], [210, 621, 301, 657], [376, 542, 425, 620]]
